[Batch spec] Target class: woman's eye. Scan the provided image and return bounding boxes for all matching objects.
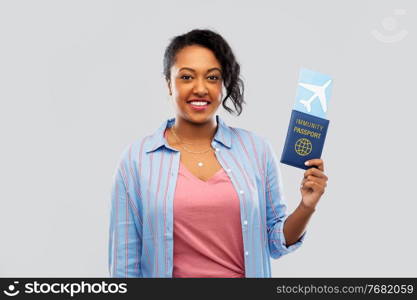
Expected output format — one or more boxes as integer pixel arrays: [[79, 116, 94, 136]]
[[180, 75, 192, 80], [208, 75, 220, 80]]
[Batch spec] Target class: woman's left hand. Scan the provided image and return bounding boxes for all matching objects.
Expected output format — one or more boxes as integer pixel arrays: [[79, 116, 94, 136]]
[[300, 158, 328, 209]]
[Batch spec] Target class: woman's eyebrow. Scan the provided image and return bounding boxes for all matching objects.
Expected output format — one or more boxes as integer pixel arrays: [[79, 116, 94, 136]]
[[207, 67, 222, 73], [179, 67, 222, 73]]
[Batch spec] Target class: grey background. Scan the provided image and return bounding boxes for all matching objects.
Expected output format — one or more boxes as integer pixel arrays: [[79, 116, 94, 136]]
[[0, 0, 415, 277]]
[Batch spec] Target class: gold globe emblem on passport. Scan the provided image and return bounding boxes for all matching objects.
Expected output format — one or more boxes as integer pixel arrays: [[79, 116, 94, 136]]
[[295, 138, 312, 156]]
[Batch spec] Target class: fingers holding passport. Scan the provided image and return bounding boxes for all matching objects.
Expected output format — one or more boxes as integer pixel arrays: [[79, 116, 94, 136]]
[[301, 159, 328, 191], [304, 158, 325, 171]]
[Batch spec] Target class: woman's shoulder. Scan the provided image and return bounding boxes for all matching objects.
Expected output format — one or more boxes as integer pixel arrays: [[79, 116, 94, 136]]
[[228, 126, 281, 171], [116, 134, 154, 165], [228, 125, 270, 149]]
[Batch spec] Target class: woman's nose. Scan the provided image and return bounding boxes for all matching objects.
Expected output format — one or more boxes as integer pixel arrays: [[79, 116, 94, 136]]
[[193, 78, 208, 95]]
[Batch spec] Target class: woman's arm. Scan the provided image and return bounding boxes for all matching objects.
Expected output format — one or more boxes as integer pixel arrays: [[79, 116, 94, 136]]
[[264, 140, 306, 258], [283, 159, 328, 246], [283, 201, 315, 246], [109, 154, 143, 277]]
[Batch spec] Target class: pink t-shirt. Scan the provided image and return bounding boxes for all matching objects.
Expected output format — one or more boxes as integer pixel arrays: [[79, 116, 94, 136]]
[[167, 134, 245, 278]]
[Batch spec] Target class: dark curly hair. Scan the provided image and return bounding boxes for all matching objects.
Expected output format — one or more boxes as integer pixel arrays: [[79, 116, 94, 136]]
[[163, 28, 245, 116]]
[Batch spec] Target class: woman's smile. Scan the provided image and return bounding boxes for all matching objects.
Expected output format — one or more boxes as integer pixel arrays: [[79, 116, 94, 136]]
[[187, 98, 212, 111]]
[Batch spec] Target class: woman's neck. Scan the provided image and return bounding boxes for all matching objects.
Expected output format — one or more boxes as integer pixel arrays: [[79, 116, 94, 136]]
[[171, 116, 217, 144]]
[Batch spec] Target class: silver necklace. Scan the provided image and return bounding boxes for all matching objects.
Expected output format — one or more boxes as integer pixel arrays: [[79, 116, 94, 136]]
[[170, 126, 213, 167]]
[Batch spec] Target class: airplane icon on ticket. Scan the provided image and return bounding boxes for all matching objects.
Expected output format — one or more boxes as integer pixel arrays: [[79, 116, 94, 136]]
[[299, 79, 332, 113], [293, 68, 333, 119]]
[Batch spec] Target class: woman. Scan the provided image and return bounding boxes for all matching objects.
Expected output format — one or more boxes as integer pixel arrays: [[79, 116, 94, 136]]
[[108, 29, 328, 278]]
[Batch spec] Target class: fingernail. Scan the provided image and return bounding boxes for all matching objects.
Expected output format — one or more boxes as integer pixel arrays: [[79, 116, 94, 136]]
[[305, 161, 309, 166]]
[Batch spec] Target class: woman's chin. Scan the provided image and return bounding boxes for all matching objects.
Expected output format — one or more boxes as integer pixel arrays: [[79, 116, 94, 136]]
[[183, 111, 215, 124]]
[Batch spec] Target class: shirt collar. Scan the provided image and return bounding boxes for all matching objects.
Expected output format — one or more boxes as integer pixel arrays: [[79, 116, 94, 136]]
[[144, 114, 232, 153]]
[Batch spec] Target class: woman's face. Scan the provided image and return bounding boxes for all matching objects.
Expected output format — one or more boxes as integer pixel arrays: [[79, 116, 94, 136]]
[[168, 45, 224, 124]]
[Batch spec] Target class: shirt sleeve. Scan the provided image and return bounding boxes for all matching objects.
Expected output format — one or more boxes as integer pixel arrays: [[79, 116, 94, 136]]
[[108, 148, 143, 277], [264, 139, 306, 259]]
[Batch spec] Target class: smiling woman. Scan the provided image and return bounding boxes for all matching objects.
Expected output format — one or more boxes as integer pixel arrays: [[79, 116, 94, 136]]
[[163, 29, 245, 119], [168, 45, 224, 121], [108, 28, 328, 278]]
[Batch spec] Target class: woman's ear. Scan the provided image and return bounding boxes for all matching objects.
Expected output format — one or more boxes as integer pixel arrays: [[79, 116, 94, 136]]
[[167, 80, 172, 95]]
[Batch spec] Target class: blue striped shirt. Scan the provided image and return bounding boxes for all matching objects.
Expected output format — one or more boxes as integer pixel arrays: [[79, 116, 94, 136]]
[[108, 114, 305, 278]]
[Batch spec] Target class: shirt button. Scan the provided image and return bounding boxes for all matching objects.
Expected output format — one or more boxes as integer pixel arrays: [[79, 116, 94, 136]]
[[239, 190, 244, 194], [243, 220, 248, 225], [245, 251, 249, 256], [215, 148, 220, 152]]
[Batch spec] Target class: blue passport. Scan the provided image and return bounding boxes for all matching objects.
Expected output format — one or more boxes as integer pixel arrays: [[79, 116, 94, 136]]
[[280, 110, 329, 170], [280, 68, 333, 170]]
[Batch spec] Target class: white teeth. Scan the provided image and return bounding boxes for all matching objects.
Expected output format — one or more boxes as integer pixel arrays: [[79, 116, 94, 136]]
[[189, 101, 209, 106]]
